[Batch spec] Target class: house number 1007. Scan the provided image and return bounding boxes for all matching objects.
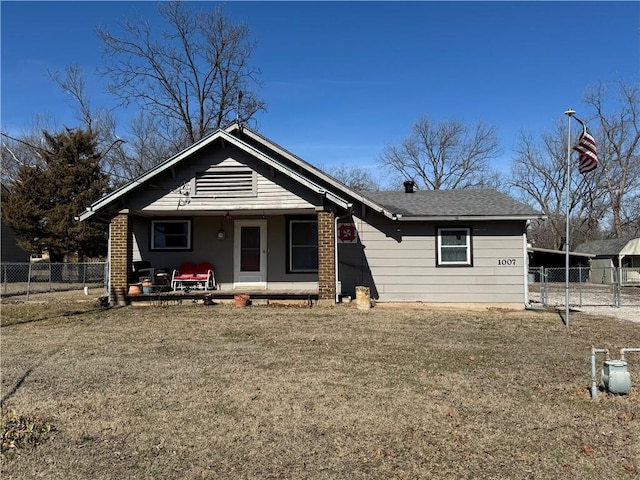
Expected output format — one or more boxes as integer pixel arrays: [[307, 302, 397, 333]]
[[498, 258, 516, 266]]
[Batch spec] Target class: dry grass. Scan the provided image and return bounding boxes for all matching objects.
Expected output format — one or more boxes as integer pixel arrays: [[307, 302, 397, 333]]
[[1, 298, 639, 479]]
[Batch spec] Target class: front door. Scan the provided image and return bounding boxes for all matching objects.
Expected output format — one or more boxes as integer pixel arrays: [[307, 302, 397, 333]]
[[234, 220, 267, 288]]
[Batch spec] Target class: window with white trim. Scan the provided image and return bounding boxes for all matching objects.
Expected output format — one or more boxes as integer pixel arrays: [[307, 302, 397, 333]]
[[288, 219, 318, 272], [437, 227, 472, 266], [151, 219, 192, 250]]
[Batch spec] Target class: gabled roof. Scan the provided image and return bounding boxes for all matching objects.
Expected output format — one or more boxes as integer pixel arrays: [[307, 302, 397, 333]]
[[79, 123, 544, 223], [361, 189, 543, 220], [574, 238, 640, 256], [224, 124, 399, 219], [79, 126, 353, 221], [225, 124, 543, 221]]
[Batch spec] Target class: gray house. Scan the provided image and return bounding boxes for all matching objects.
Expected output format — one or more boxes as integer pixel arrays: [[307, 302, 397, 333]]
[[574, 237, 640, 285], [79, 123, 544, 307]]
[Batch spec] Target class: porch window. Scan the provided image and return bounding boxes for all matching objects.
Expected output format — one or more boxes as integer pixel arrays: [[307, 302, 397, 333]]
[[288, 219, 318, 272], [437, 227, 472, 266], [151, 219, 192, 250]]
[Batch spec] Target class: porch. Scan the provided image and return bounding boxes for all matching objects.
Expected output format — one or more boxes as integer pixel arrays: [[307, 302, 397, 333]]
[[111, 210, 338, 307]]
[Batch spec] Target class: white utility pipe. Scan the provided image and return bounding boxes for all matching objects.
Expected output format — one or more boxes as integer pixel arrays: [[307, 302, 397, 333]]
[[591, 347, 610, 400], [620, 348, 640, 361]]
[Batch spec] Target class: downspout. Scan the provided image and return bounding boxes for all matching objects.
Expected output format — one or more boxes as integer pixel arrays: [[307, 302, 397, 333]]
[[523, 223, 530, 307], [107, 222, 112, 304], [335, 206, 353, 304]]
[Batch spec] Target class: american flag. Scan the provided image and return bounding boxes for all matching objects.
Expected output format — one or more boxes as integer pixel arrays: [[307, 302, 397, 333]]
[[573, 118, 598, 174]]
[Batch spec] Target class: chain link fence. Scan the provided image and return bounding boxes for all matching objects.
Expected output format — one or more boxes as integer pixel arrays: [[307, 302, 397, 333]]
[[0, 262, 108, 301], [528, 266, 640, 308]]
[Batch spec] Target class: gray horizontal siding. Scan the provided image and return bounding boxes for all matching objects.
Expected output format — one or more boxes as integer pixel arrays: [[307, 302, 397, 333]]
[[340, 215, 527, 305], [376, 291, 526, 304], [368, 267, 522, 281], [378, 283, 523, 294], [129, 151, 316, 213]]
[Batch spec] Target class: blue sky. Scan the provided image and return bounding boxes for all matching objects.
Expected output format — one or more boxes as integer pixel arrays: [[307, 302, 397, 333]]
[[1, 1, 638, 176]]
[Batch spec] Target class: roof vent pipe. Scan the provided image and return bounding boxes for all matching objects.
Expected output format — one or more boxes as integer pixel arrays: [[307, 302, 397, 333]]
[[403, 180, 415, 193]]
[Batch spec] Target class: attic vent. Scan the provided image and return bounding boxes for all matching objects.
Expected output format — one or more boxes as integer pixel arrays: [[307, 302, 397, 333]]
[[194, 166, 256, 197]]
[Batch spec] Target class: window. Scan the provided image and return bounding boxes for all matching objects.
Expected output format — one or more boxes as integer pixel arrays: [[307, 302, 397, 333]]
[[288, 219, 318, 272], [437, 227, 472, 266], [151, 219, 192, 250]]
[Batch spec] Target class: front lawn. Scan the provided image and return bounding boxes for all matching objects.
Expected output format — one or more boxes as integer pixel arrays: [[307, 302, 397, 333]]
[[1, 301, 638, 479]]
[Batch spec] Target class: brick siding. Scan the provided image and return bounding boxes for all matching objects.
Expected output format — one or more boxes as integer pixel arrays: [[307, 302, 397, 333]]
[[110, 213, 131, 305], [317, 210, 336, 303]]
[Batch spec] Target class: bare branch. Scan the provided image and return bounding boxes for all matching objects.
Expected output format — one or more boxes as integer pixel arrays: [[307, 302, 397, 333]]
[[378, 116, 501, 190], [97, 1, 265, 152]]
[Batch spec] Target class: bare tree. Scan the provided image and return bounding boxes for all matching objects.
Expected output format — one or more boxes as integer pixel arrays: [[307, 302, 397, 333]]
[[509, 124, 605, 249], [50, 64, 96, 132], [98, 1, 265, 153], [378, 116, 502, 190], [584, 80, 640, 238], [510, 80, 639, 248], [49, 64, 133, 185], [323, 164, 380, 191], [118, 111, 174, 180], [1, 114, 57, 185]]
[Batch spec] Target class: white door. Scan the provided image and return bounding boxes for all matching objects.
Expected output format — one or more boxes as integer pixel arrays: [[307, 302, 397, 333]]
[[234, 220, 267, 287]]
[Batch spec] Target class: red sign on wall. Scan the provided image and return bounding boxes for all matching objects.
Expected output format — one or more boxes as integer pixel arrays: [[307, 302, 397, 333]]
[[337, 223, 358, 243]]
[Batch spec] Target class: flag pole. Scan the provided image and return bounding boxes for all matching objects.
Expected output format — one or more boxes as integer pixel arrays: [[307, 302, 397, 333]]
[[564, 108, 575, 328]]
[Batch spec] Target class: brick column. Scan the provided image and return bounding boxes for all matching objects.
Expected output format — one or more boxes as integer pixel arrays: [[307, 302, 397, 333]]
[[317, 210, 336, 305], [110, 213, 132, 306]]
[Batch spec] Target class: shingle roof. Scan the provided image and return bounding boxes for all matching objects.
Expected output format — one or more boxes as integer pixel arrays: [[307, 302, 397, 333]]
[[359, 189, 542, 218], [574, 238, 635, 256]]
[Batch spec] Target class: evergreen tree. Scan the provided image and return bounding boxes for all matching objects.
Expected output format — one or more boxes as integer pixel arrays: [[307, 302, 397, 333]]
[[2, 129, 110, 261]]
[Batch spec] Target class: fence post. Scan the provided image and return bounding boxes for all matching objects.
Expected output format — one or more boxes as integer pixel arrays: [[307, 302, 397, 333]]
[[26, 263, 33, 301], [541, 266, 547, 306], [614, 267, 621, 308], [83, 262, 87, 287], [2, 264, 6, 295], [578, 266, 583, 307]]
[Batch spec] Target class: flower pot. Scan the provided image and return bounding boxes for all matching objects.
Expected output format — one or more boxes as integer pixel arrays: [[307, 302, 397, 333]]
[[128, 284, 142, 296], [234, 294, 250, 308]]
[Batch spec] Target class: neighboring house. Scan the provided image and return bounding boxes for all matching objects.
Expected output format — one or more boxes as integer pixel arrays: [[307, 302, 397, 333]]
[[1, 183, 29, 263], [574, 238, 640, 285], [79, 123, 544, 307]]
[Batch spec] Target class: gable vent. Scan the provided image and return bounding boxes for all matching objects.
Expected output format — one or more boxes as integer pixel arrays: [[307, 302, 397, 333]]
[[194, 166, 256, 197]]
